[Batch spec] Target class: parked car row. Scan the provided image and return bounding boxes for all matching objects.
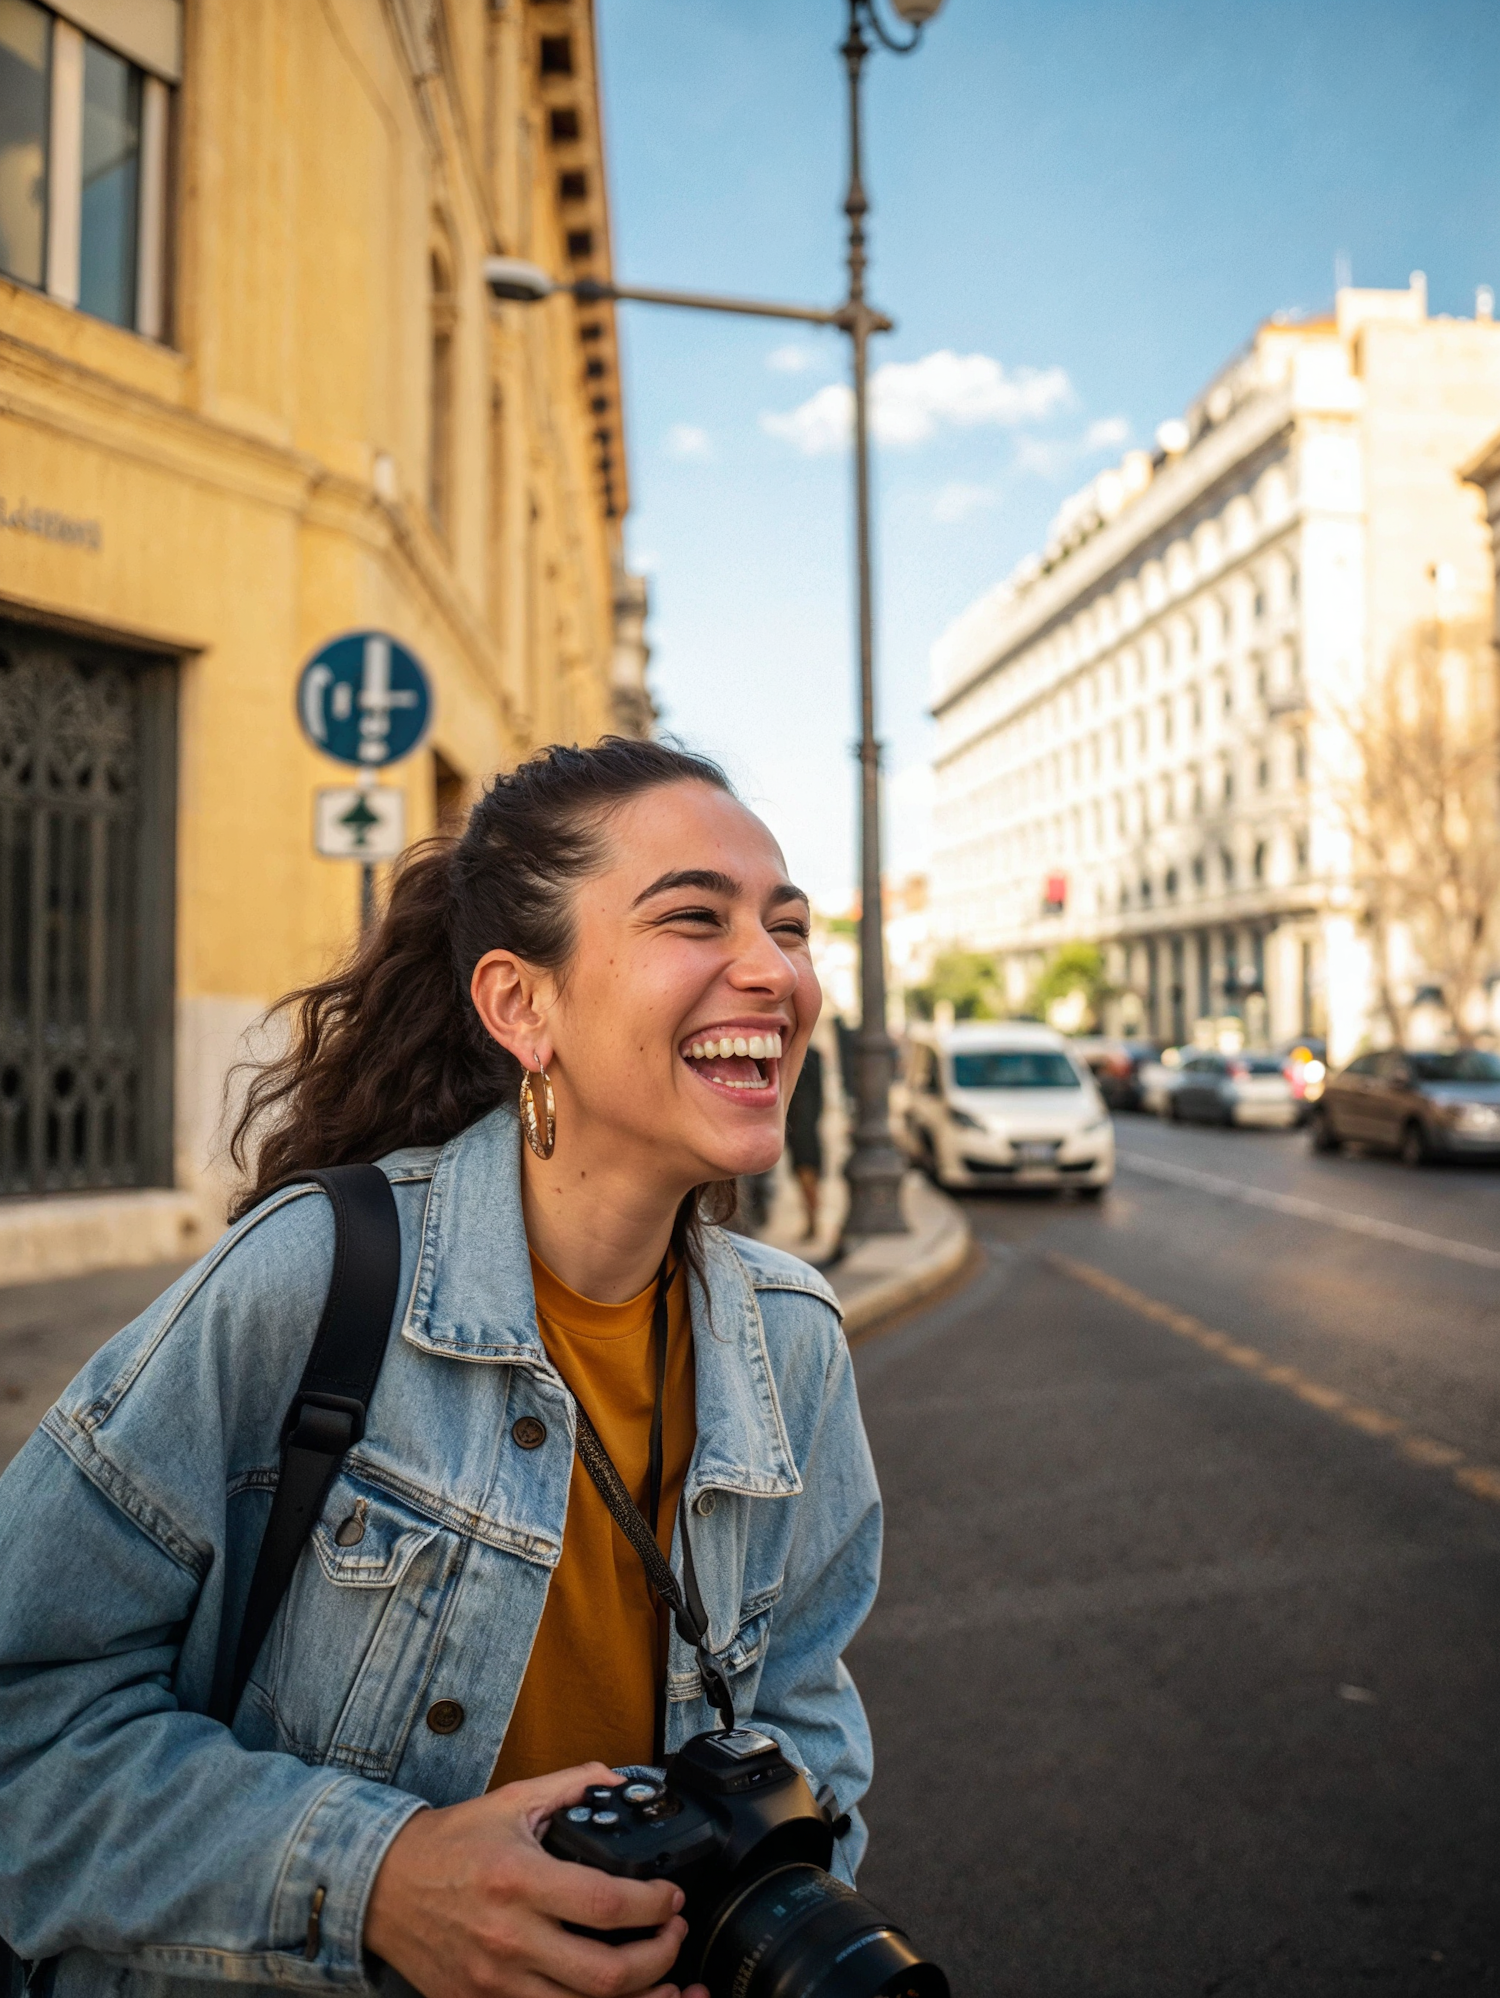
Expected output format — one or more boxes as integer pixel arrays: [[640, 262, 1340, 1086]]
[[894, 1024, 1500, 1190]]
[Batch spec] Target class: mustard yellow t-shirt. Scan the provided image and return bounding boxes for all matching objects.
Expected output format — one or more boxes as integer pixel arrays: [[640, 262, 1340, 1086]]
[[489, 1250, 696, 1786]]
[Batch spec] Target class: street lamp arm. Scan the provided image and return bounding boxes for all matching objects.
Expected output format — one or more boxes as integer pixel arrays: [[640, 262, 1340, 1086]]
[[857, 2, 923, 55], [571, 277, 846, 327]]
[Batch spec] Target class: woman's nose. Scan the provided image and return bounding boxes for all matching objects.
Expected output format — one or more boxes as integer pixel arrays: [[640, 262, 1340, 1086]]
[[727, 922, 799, 995]]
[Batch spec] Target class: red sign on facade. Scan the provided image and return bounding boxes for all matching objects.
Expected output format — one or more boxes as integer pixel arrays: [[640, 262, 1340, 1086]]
[[1044, 872, 1068, 912]]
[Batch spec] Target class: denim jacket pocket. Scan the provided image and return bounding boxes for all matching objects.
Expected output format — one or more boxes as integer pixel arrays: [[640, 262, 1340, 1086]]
[[252, 1478, 452, 1776], [722, 1581, 782, 1678], [310, 1488, 438, 1590]]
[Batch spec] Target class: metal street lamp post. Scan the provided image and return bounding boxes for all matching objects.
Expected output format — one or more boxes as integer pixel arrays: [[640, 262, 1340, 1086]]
[[485, 0, 942, 1241]]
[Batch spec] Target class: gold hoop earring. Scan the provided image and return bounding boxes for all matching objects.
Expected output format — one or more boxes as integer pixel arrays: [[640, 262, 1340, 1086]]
[[519, 1062, 556, 1160]]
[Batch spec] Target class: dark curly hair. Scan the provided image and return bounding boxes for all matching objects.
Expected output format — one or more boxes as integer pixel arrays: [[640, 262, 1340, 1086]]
[[229, 738, 738, 1247]]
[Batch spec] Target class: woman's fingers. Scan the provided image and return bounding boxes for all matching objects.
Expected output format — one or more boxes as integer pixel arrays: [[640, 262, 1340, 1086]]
[[522, 1913, 688, 1998], [523, 1840, 684, 1933]]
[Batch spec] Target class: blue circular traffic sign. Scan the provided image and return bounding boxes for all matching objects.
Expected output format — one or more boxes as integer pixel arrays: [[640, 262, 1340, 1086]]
[[296, 630, 431, 768]]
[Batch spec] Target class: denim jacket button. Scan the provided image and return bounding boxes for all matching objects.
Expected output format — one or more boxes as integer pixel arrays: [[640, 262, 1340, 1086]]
[[511, 1416, 547, 1450], [426, 1699, 465, 1734], [693, 1490, 717, 1517]]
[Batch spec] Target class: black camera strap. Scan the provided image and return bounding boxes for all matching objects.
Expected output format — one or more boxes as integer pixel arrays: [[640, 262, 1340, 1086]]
[[212, 1164, 402, 1725], [568, 1259, 735, 1733]]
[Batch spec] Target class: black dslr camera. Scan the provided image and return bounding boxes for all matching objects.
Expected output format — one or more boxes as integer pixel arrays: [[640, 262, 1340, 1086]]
[[543, 1726, 948, 1998]]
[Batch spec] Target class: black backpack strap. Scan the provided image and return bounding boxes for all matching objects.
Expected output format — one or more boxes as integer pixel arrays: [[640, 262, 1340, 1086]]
[[212, 1164, 402, 1725]]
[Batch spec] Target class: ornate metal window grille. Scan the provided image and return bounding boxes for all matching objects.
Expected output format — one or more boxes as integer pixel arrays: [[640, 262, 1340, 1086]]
[[0, 622, 176, 1196]]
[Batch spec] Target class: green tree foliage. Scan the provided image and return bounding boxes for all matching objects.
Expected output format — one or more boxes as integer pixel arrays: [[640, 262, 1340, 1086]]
[[906, 949, 1004, 1021], [1028, 942, 1111, 1031]]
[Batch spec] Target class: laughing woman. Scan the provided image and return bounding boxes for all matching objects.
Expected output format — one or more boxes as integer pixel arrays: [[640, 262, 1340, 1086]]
[[0, 741, 880, 1998]]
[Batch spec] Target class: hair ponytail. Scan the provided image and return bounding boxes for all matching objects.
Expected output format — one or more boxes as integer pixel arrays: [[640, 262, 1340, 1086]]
[[228, 737, 734, 1223]]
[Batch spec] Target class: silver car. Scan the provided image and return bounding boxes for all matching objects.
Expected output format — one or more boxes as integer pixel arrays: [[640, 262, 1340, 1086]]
[[1168, 1050, 1299, 1128]]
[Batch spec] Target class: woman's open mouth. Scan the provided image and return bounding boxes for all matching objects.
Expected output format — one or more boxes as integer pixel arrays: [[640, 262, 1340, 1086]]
[[680, 1028, 784, 1101]]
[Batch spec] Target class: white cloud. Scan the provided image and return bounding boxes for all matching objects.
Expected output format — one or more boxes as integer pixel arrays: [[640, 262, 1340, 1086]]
[[1013, 416, 1134, 483], [931, 480, 998, 524], [760, 348, 1072, 456], [664, 423, 713, 461], [766, 343, 817, 373], [1011, 435, 1073, 480], [760, 383, 853, 455], [1085, 414, 1131, 451]]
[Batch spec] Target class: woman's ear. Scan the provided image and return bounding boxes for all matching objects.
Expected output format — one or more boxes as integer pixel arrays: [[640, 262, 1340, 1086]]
[[471, 951, 555, 1070]]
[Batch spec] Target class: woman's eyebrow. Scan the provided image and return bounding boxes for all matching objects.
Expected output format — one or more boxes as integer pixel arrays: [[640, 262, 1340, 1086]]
[[631, 867, 740, 906], [629, 869, 810, 910]]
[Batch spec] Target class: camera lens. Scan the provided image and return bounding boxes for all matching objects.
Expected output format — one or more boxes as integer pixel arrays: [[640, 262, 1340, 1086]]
[[700, 1863, 949, 1998]]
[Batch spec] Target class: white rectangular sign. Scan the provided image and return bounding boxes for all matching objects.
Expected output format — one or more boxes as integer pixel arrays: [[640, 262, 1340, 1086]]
[[314, 785, 405, 860]]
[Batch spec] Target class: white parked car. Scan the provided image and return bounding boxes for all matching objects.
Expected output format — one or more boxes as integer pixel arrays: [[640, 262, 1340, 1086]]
[[898, 1022, 1115, 1195]]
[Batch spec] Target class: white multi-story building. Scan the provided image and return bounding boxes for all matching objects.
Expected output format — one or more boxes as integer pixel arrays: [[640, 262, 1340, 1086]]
[[929, 279, 1500, 1060]]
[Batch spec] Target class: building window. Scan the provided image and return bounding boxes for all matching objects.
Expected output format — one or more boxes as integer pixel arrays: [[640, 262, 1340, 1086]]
[[0, 1, 172, 335], [1294, 731, 1307, 780], [1253, 840, 1266, 881], [1192, 853, 1206, 888], [79, 35, 140, 324], [1257, 754, 1269, 789], [0, 0, 49, 286], [1165, 867, 1179, 899]]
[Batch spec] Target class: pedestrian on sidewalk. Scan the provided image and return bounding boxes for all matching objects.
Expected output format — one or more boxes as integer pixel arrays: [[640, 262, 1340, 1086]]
[[0, 741, 881, 1998], [786, 1041, 825, 1242]]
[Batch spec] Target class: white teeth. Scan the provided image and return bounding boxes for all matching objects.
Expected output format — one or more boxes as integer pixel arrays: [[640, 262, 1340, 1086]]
[[683, 1030, 784, 1066]]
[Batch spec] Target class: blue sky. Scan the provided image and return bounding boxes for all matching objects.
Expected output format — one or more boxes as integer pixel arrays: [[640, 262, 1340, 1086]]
[[595, 0, 1500, 909]]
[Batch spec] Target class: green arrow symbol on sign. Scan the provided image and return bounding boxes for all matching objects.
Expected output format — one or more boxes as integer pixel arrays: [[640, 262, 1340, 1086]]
[[338, 792, 382, 850]]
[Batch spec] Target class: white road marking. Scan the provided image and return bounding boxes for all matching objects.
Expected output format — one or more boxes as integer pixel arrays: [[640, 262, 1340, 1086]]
[[1119, 1151, 1500, 1272]]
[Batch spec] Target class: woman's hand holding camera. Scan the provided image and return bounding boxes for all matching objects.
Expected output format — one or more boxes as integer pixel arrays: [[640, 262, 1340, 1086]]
[[365, 1763, 710, 1998]]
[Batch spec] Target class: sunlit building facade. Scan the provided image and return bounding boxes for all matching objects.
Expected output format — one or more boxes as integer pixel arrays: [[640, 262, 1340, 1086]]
[[0, 0, 647, 1276], [930, 280, 1500, 1060]]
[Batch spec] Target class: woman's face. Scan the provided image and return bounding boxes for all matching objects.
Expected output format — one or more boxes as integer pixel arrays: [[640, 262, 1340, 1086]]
[[475, 781, 822, 1191]]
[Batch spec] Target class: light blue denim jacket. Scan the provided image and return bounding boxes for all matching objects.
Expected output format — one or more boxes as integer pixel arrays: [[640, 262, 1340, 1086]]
[[0, 1106, 881, 1996]]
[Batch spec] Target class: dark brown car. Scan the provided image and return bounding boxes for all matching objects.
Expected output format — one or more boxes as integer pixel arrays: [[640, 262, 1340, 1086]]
[[1311, 1048, 1500, 1164]]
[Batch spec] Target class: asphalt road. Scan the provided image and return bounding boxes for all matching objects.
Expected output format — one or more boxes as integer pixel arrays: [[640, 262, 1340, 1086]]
[[849, 1118, 1500, 1996]]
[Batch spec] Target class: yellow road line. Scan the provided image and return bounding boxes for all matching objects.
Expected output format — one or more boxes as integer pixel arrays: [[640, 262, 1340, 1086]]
[[1046, 1252, 1500, 1509]]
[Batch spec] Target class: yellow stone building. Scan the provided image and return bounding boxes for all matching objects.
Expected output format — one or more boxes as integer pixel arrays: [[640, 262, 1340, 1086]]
[[0, 0, 647, 1277]]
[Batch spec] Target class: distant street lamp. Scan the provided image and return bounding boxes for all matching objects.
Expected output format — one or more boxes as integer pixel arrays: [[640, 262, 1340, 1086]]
[[486, 0, 943, 1240]]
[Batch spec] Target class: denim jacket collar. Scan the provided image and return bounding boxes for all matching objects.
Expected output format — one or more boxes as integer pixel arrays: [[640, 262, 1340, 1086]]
[[400, 1104, 802, 1501]]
